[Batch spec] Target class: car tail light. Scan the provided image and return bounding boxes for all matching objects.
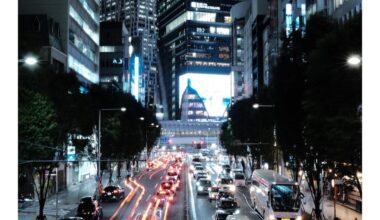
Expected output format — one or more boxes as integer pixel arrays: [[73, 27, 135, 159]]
[[113, 189, 118, 193], [166, 176, 169, 180], [102, 190, 105, 193], [169, 196, 174, 201]]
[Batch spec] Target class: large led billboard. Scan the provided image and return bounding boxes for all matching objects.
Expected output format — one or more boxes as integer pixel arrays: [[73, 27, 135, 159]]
[[179, 73, 231, 118]]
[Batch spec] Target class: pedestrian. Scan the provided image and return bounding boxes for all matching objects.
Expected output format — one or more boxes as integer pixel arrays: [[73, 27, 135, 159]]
[[241, 159, 246, 173]]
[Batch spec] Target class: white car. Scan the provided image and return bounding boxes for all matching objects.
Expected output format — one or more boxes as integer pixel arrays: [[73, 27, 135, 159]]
[[233, 173, 246, 187], [218, 176, 236, 193]]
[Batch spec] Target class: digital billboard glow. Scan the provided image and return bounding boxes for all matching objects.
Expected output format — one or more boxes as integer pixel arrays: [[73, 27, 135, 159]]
[[179, 73, 231, 118]]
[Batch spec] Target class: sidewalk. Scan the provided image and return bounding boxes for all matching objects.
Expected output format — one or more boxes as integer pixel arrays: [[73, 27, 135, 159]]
[[233, 156, 362, 220], [299, 176, 362, 220], [18, 169, 138, 220]]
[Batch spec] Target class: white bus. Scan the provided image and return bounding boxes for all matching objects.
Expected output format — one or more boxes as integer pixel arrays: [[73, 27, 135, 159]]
[[250, 169, 303, 220]]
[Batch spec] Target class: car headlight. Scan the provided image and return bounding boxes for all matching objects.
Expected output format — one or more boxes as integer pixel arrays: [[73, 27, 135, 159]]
[[199, 186, 204, 191], [269, 214, 275, 220], [230, 185, 236, 192], [296, 216, 302, 220]]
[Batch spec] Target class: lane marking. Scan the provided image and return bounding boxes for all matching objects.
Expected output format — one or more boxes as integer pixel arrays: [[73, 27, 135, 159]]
[[237, 190, 256, 212], [155, 183, 158, 188], [187, 173, 198, 220], [146, 195, 151, 202]]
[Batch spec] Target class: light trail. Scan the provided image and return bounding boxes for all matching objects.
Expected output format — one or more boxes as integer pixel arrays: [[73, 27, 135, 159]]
[[109, 179, 137, 220], [128, 179, 146, 219], [150, 199, 160, 220], [141, 202, 153, 220], [163, 201, 170, 220]]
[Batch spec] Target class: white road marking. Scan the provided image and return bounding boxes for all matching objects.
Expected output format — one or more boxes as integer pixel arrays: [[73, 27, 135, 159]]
[[188, 173, 198, 220], [237, 190, 256, 212], [155, 183, 158, 188], [160, 176, 163, 180], [146, 195, 151, 202]]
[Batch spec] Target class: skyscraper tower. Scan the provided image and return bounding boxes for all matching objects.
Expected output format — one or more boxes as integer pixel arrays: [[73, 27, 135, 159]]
[[157, 0, 240, 120], [100, 0, 158, 108]]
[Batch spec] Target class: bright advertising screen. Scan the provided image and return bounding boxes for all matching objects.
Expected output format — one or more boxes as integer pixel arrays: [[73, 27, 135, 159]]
[[179, 73, 231, 118]]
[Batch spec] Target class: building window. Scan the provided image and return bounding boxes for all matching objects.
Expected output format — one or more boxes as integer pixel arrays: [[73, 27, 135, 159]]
[[33, 16, 41, 32]]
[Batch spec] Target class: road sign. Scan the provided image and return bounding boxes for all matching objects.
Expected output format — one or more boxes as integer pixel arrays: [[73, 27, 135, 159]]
[[67, 146, 76, 161]]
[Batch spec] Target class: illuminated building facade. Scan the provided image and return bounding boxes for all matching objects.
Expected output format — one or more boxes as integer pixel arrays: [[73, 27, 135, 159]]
[[100, 0, 158, 108], [19, 0, 100, 85], [157, 0, 239, 120]]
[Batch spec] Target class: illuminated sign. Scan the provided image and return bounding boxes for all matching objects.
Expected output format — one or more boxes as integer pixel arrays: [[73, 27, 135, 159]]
[[112, 58, 123, 65], [179, 73, 231, 118], [133, 56, 140, 100], [191, 2, 220, 10]]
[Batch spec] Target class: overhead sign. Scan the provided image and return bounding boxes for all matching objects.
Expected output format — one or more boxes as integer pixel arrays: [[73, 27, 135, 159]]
[[67, 146, 76, 161]]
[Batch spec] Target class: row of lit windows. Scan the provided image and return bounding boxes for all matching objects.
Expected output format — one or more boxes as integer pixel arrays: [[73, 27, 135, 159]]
[[186, 52, 211, 59], [69, 29, 96, 63], [69, 6, 99, 44], [68, 55, 98, 83], [78, 0, 99, 23], [185, 61, 230, 67], [166, 11, 217, 34], [187, 110, 208, 116]]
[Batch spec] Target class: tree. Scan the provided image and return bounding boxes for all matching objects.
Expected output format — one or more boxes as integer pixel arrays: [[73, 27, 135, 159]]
[[19, 88, 59, 220], [303, 13, 362, 206]]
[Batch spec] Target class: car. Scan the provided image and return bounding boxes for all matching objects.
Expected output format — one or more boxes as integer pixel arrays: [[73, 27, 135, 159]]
[[216, 197, 239, 214], [221, 165, 231, 175], [100, 185, 125, 201], [218, 176, 235, 192], [216, 188, 234, 201], [231, 169, 244, 178], [233, 173, 246, 187], [196, 178, 212, 195], [76, 197, 103, 220], [160, 181, 176, 193], [165, 170, 180, 183], [194, 170, 209, 180], [193, 165, 205, 178], [212, 209, 231, 220], [153, 189, 176, 203], [189, 161, 202, 173], [208, 186, 220, 202]]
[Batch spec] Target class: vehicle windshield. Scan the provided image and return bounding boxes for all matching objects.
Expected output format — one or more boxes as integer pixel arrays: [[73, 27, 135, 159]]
[[221, 179, 233, 184], [234, 174, 245, 179], [220, 200, 237, 209], [200, 180, 211, 186], [195, 166, 204, 170], [216, 213, 229, 220], [271, 184, 301, 212]]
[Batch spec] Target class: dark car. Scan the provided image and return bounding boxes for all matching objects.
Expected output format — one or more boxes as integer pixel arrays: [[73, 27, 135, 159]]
[[221, 165, 231, 175], [216, 197, 239, 214], [217, 189, 234, 201], [76, 197, 103, 220], [100, 185, 125, 201]]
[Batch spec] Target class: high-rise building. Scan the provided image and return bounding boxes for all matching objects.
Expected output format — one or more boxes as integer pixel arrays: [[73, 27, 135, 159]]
[[19, 0, 100, 85], [99, 21, 129, 92], [230, 0, 270, 99], [157, 0, 239, 121], [100, 0, 158, 108], [306, 0, 361, 22]]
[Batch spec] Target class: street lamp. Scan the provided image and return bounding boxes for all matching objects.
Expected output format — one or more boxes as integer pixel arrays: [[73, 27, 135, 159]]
[[252, 103, 277, 171], [347, 55, 361, 67], [24, 56, 38, 65], [98, 107, 126, 177]]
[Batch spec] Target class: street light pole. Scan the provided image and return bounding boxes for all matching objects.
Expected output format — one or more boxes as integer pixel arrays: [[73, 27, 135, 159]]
[[332, 179, 337, 219], [98, 107, 126, 178], [252, 103, 276, 171]]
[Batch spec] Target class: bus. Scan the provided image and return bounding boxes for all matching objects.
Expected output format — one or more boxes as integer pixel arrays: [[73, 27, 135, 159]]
[[250, 169, 303, 220]]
